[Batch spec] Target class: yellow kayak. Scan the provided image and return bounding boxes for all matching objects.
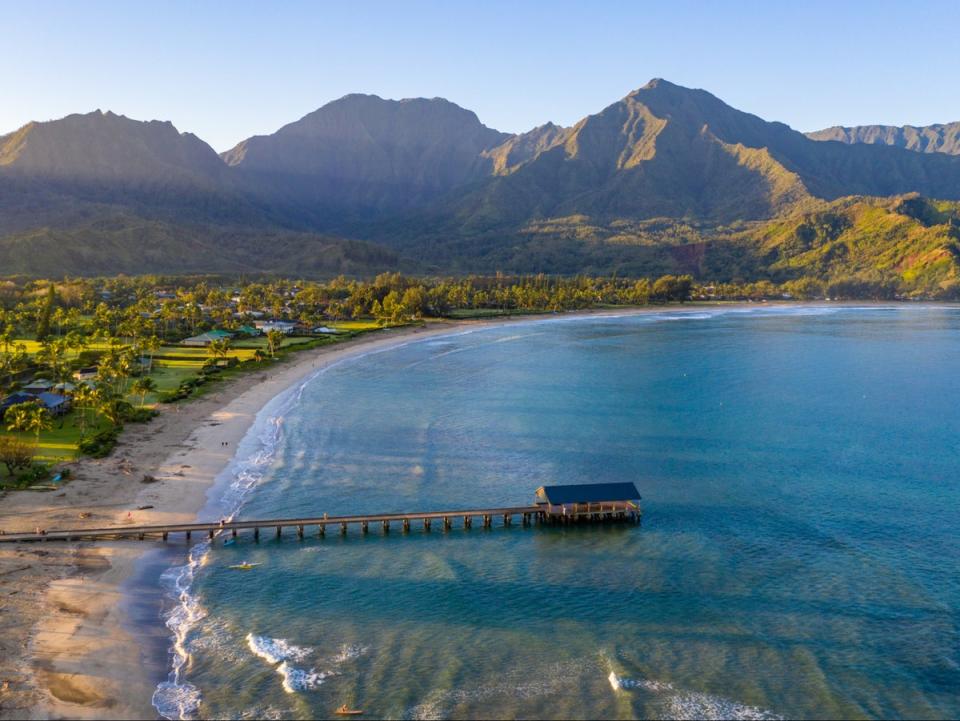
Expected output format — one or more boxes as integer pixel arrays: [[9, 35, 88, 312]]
[[228, 562, 261, 571]]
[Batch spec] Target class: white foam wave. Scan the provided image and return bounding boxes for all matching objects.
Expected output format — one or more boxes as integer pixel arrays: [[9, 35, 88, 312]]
[[330, 643, 369, 664], [246, 633, 312, 664], [153, 380, 308, 719], [277, 661, 331, 693], [152, 680, 202, 721], [665, 691, 782, 721], [608, 671, 674, 692], [245, 634, 353, 694], [609, 672, 782, 720]]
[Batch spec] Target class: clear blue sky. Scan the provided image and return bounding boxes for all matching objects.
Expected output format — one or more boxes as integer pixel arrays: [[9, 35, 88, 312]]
[[4, 0, 958, 151]]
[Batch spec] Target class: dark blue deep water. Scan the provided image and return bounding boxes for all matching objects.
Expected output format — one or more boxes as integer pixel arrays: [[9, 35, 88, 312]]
[[154, 306, 960, 720]]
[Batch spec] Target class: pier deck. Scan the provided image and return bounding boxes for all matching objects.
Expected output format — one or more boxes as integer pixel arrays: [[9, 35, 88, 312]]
[[0, 502, 641, 544]]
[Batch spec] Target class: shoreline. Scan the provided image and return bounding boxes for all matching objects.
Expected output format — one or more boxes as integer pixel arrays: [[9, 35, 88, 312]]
[[0, 319, 484, 720], [0, 301, 914, 719]]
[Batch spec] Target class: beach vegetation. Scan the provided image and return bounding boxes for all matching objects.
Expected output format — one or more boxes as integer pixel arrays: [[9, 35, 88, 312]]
[[5, 402, 52, 444], [0, 263, 939, 472], [0, 435, 33, 478]]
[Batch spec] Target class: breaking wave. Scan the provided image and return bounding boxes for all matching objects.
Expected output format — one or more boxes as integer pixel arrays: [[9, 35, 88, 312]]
[[608, 672, 782, 720]]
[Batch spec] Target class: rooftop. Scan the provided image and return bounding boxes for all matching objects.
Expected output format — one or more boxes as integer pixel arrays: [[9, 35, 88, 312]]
[[535, 482, 641, 505]]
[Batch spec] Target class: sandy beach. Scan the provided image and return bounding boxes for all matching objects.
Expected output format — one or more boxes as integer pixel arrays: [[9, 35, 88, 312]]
[[0, 319, 494, 720], [0, 305, 717, 719]]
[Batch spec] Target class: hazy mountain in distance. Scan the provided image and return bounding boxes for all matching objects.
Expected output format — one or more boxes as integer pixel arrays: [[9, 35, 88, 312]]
[[0, 110, 225, 184], [0, 110, 398, 276], [808, 122, 960, 155], [222, 94, 511, 216]]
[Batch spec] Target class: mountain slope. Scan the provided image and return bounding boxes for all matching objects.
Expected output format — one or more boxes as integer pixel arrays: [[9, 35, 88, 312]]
[[744, 195, 960, 294], [5, 82, 960, 284], [0, 215, 399, 277], [0, 111, 299, 239], [223, 94, 510, 217], [391, 80, 960, 248], [808, 122, 960, 155], [0, 110, 225, 184]]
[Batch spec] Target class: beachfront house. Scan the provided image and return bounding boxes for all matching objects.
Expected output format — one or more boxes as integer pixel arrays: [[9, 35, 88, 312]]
[[0, 393, 38, 420], [535, 482, 641, 520], [182, 329, 235, 347], [21, 378, 55, 394], [254, 320, 298, 335], [35, 392, 72, 416], [73, 366, 98, 382]]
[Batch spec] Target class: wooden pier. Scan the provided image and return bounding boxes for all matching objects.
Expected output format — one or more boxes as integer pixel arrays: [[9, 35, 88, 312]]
[[0, 483, 642, 544], [0, 503, 640, 544]]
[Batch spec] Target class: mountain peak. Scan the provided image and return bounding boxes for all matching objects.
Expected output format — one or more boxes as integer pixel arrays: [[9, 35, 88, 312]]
[[641, 77, 675, 89], [0, 110, 224, 181], [222, 92, 510, 209]]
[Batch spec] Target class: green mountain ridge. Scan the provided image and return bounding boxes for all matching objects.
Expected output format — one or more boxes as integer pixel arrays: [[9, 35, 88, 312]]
[[808, 122, 960, 155], [3, 79, 960, 291]]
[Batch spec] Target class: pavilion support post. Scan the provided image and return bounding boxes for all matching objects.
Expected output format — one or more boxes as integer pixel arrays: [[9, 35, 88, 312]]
[[232, 528, 238, 538], [253, 527, 259, 542], [382, 520, 390, 533], [297, 525, 304, 540], [340, 522, 348, 535], [319, 523, 326, 537], [443, 516, 451, 531], [464, 516, 472, 529], [361, 521, 369, 534], [276, 526, 282, 539], [423, 518, 431, 532], [208, 529, 215, 540], [402, 519, 410, 533], [162, 532, 168, 542], [186, 531, 192, 542]]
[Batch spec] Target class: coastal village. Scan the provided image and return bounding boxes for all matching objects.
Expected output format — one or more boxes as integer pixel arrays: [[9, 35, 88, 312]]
[[0, 271, 733, 489]]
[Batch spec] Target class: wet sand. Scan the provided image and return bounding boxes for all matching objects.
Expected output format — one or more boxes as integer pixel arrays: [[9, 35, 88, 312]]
[[0, 322, 475, 719]]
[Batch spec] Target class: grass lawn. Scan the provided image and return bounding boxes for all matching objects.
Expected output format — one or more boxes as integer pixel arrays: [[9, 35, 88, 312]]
[[0, 411, 112, 465], [0, 325, 384, 476], [329, 320, 382, 331], [11, 339, 126, 357]]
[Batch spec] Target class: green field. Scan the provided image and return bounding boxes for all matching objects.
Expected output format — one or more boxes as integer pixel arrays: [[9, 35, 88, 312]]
[[0, 410, 113, 484], [0, 328, 381, 480]]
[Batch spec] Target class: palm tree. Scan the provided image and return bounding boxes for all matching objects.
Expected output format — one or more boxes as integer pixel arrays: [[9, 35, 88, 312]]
[[5, 403, 34, 437], [72, 383, 95, 439], [131, 377, 157, 408], [265, 329, 284, 358], [96, 392, 125, 427], [143, 335, 161, 374], [7, 403, 51, 445], [208, 338, 231, 363], [25, 406, 52, 445]]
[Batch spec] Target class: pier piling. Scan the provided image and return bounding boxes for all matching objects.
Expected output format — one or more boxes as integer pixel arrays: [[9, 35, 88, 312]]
[[0, 493, 642, 545]]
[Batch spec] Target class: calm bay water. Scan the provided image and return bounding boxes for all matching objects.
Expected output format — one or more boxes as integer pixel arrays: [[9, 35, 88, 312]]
[[153, 306, 960, 720]]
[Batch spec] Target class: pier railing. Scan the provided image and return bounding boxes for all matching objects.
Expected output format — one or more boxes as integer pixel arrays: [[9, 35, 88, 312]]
[[0, 502, 641, 544]]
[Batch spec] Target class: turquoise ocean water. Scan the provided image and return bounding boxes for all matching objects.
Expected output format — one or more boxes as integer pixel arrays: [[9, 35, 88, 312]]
[[151, 306, 960, 720]]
